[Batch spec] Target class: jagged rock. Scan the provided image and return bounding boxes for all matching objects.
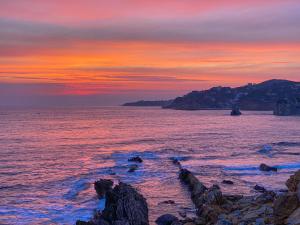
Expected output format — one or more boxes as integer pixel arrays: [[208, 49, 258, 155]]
[[201, 185, 224, 206], [128, 164, 138, 172], [222, 180, 234, 185], [102, 183, 149, 225], [273, 193, 299, 225], [155, 214, 179, 225], [286, 170, 300, 192], [259, 163, 277, 172], [286, 207, 300, 225], [128, 156, 143, 163], [179, 169, 207, 205], [94, 179, 114, 198]]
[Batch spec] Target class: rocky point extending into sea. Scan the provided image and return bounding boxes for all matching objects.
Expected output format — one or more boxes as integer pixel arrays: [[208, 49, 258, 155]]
[[76, 158, 300, 225]]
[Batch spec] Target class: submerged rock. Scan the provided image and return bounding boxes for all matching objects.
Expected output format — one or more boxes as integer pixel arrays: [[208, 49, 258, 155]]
[[155, 214, 179, 225], [254, 185, 267, 193], [259, 163, 277, 172], [128, 164, 138, 172], [94, 179, 113, 198], [222, 180, 234, 185], [159, 200, 175, 205], [128, 156, 143, 163]]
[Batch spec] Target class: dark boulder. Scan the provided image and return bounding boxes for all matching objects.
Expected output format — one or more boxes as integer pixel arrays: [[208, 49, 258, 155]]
[[222, 180, 234, 185], [128, 156, 143, 163], [94, 179, 114, 198], [254, 185, 266, 193], [259, 163, 277, 172], [155, 214, 179, 225]]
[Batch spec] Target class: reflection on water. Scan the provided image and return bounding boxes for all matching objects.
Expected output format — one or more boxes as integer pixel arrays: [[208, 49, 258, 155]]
[[0, 107, 299, 224]]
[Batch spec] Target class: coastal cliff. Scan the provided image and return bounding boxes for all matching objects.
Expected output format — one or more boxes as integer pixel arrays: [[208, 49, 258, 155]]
[[123, 79, 300, 111]]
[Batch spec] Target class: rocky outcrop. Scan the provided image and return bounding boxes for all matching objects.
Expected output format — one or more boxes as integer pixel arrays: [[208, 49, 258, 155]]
[[286, 170, 300, 192], [94, 179, 114, 198], [178, 168, 300, 225], [274, 193, 299, 224], [77, 182, 149, 225], [230, 105, 241, 116], [164, 79, 300, 111], [101, 183, 149, 225], [273, 169, 300, 224]]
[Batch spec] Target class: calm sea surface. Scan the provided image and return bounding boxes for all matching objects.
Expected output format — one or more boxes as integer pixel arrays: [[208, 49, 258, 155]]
[[0, 107, 300, 224]]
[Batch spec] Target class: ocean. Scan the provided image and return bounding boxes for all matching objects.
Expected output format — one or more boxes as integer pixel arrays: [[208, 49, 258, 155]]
[[0, 107, 300, 224]]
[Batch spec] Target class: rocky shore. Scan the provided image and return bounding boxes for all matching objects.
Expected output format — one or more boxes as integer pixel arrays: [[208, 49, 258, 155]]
[[76, 159, 300, 225]]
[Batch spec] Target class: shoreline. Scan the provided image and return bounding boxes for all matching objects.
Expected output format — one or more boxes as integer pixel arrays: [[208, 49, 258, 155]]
[[77, 157, 300, 225]]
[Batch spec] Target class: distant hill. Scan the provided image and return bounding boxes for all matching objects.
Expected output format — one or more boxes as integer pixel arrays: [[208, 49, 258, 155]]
[[123, 79, 300, 111], [122, 100, 172, 107]]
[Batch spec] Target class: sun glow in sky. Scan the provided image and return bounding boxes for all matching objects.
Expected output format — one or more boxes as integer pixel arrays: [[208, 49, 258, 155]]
[[0, 0, 300, 106]]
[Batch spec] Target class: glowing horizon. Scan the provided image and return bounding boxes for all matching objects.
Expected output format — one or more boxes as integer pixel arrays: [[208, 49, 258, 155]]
[[1, 0, 300, 106]]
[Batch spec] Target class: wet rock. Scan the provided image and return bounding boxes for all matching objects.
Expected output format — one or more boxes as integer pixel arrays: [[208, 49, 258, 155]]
[[112, 220, 130, 225], [286, 207, 300, 225], [254, 218, 265, 225], [171, 158, 181, 166], [159, 200, 175, 205], [259, 163, 277, 172], [224, 195, 243, 202], [155, 214, 179, 225], [128, 164, 138, 172], [201, 185, 224, 206], [286, 169, 300, 192], [76, 219, 110, 225], [222, 180, 234, 185], [178, 211, 187, 218], [179, 169, 207, 205], [94, 179, 114, 198], [231, 105, 242, 116], [76, 221, 94, 225], [274, 193, 299, 225], [102, 182, 149, 225], [215, 218, 233, 225], [254, 185, 266, 193], [254, 191, 276, 204], [128, 156, 143, 163]]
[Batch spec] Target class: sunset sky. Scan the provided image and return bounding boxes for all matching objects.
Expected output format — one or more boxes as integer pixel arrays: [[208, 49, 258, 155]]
[[1, 0, 300, 106]]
